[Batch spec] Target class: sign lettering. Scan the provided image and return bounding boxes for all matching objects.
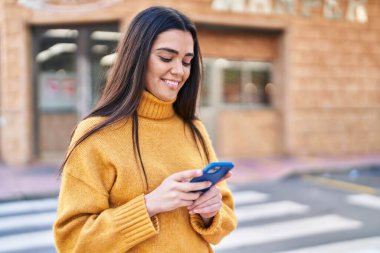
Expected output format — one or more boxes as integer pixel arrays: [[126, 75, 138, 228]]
[[211, 0, 368, 23], [275, 0, 295, 15]]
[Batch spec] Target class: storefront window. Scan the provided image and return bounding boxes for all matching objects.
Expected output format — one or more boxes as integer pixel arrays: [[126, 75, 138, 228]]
[[223, 68, 241, 103], [34, 25, 118, 113], [201, 58, 272, 107], [32, 24, 118, 158], [251, 68, 271, 104], [90, 30, 120, 104], [36, 29, 77, 112]]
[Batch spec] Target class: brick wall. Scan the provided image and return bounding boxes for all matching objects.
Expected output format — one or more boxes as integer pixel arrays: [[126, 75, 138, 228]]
[[0, 0, 33, 164], [288, 0, 380, 156], [218, 110, 282, 157]]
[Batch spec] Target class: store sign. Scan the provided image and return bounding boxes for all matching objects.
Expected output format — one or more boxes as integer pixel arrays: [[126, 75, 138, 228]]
[[211, 0, 368, 23], [17, 0, 121, 12]]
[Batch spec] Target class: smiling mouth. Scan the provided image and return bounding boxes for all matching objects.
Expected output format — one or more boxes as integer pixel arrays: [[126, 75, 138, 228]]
[[162, 79, 180, 89]]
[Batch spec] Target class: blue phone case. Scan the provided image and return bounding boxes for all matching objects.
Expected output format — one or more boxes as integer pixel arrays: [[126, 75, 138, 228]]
[[190, 161, 234, 192]]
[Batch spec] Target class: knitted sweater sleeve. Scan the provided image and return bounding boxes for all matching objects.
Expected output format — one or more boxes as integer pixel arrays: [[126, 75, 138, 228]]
[[53, 120, 159, 252], [190, 121, 237, 245]]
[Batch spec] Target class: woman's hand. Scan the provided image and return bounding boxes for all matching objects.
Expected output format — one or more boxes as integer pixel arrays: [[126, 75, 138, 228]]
[[144, 169, 211, 217], [187, 186, 222, 220], [187, 171, 232, 225]]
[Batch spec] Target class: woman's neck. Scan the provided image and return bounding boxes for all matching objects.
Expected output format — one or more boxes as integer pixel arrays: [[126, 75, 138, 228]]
[[137, 91, 175, 120]]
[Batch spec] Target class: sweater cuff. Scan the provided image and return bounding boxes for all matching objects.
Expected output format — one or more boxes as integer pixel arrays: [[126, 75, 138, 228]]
[[114, 194, 159, 247], [190, 211, 222, 236]]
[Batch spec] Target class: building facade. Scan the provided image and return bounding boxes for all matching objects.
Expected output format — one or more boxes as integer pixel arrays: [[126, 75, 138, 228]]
[[0, 0, 379, 165]]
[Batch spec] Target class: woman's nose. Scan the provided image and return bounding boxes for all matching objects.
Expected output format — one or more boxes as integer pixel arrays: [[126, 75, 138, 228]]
[[170, 60, 184, 76]]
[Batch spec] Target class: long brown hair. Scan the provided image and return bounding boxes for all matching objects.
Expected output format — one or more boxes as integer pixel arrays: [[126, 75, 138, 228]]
[[60, 6, 210, 190]]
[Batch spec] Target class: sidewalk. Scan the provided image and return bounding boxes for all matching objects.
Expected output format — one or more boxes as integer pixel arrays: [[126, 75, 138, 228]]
[[1, 154, 380, 201], [229, 154, 380, 184], [0, 163, 60, 202]]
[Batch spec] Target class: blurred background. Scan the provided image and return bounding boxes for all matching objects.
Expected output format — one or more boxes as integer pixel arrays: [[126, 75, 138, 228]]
[[0, 0, 379, 252]]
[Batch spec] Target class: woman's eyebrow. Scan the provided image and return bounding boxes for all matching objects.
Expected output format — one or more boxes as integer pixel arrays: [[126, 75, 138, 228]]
[[156, 47, 194, 57]]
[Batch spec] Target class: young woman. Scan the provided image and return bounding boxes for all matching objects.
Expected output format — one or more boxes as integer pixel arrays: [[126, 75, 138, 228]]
[[53, 6, 237, 253]]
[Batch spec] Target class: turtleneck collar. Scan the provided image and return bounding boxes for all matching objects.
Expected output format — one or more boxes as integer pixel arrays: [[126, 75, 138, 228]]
[[137, 91, 175, 120]]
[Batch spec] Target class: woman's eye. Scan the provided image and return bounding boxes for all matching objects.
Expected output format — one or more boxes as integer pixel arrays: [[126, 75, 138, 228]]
[[182, 61, 191, 67], [159, 57, 171, 62]]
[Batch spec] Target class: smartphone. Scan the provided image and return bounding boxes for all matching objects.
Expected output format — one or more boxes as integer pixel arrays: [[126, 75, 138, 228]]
[[190, 161, 234, 192]]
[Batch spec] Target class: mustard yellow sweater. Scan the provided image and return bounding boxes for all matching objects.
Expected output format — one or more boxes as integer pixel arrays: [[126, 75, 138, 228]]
[[53, 91, 237, 253]]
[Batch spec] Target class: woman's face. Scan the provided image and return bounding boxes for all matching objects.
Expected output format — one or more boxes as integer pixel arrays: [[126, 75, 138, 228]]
[[145, 29, 194, 101]]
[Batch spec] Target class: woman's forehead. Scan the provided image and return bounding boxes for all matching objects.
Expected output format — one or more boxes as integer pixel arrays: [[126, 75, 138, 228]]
[[153, 29, 194, 54]]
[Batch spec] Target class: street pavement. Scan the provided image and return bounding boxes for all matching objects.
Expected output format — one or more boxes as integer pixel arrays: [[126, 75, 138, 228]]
[[215, 173, 380, 253], [0, 198, 56, 253], [0, 154, 380, 252], [0, 173, 380, 253]]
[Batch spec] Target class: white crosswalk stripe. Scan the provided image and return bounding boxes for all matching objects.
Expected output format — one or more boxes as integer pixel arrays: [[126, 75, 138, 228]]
[[0, 212, 56, 232], [0, 230, 54, 253], [236, 201, 310, 222], [215, 188, 373, 252], [0, 198, 57, 252], [232, 190, 269, 205], [0, 198, 57, 216], [0, 189, 374, 253], [215, 214, 362, 250], [276, 236, 380, 253], [347, 194, 380, 210]]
